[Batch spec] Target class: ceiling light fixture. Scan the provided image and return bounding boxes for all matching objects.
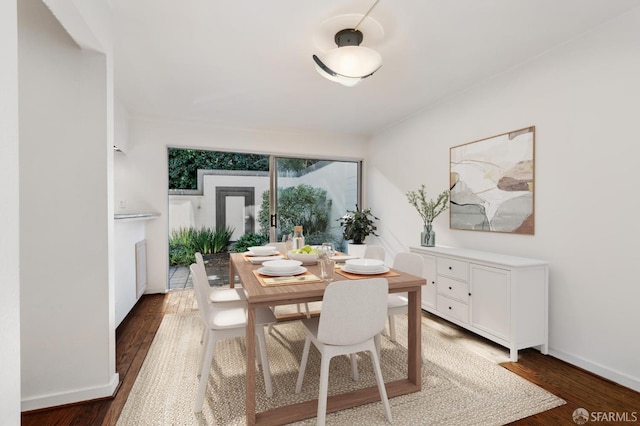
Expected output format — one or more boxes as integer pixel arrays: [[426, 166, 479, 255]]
[[313, 0, 382, 87]]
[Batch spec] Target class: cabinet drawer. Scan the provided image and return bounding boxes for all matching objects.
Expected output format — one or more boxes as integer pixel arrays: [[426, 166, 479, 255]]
[[437, 257, 469, 281], [437, 276, 469, 303], [437, 295, 469, 323]]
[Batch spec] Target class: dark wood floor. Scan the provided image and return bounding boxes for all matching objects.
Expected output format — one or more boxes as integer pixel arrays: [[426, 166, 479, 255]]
[[22, 290, 639, 426]]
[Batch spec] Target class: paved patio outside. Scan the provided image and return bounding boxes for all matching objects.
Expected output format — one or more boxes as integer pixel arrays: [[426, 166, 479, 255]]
[[168, 253, 239, 290]]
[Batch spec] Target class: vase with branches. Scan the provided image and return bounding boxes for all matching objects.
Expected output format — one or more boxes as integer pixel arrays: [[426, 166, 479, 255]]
[[406, 184, 450, 247]]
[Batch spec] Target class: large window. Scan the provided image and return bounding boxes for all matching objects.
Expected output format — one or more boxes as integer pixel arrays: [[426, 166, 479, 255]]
[[167, 149, 360, 270]]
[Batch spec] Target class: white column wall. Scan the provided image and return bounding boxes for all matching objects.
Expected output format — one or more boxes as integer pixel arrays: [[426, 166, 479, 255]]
[[18, 0, 117, 410], [122, 117, 366, 293], [0, 0, 21, 423], [367, 8, 640, 391]]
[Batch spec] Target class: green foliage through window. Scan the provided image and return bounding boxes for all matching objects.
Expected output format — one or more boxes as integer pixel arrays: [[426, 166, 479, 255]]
[[230, 233, 269, 253], [169, 226, 234, 266], [257, 184, 335, 245], [168, 148, 269, 189]]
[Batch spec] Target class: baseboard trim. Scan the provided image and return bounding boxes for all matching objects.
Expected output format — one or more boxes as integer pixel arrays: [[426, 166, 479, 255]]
[[21, 372, 120, 412], [549, 347, 639, 393]]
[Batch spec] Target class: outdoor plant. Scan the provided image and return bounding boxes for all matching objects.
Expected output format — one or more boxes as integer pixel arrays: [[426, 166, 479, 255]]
[[231, 232, 269, 253], [169, 226, 234, 266], [337, 206, 379, 245], [406, 184, 450, 226]]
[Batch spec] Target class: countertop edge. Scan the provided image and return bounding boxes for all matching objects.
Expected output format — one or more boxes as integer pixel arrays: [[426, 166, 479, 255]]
[[114, 212, 161, 221]]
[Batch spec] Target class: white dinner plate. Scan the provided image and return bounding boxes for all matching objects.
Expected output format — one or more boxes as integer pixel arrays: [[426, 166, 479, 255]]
[[257, 266, 307, 277], [345, 258, 385, 268], [245, 250, 278, 257], [342, 265, 389, 275], [330, 255, 358, 261], [247, 255, 284, 264]]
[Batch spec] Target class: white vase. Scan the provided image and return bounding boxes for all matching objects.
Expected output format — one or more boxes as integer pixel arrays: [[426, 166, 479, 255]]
[[347, 243, 367, 258]]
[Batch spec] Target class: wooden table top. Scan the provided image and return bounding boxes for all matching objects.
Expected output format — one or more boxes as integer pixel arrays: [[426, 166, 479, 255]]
[[230, 252, 426, 307]]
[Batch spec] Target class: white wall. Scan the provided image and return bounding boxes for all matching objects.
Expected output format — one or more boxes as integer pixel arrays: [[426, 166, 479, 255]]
[[121, 117, 366, 293], [18, 0, 118, 410], [0, 0, 21, 423], [367, 8, 640, 391]]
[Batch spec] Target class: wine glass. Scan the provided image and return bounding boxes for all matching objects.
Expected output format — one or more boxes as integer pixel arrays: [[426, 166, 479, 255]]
[[321, 242, 335, 259]]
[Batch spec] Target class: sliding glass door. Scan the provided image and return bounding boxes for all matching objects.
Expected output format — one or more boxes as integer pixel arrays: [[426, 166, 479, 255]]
[[167, 148, 360, 289], [270, 156, 360, 249]]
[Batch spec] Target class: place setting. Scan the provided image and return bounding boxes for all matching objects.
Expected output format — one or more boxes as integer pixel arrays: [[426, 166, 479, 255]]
[[243, 245, 285, 264], [336, 258, 400, 279], [252, 259, 323, 286]]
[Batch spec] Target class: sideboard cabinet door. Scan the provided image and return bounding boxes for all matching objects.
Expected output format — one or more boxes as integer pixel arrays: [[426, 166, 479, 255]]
[[470, 264, 510, 340], [421, 254, 437, 310]]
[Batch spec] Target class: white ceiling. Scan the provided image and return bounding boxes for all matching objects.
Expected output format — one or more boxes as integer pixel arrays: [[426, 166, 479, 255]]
[[111, 0, 640, 137]]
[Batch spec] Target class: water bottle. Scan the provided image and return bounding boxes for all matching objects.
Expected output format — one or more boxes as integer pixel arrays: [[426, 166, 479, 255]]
[[292, 226, 305, 250]]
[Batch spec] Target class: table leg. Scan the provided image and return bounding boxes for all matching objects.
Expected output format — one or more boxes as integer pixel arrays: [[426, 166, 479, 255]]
[[407, 287, 422, 386], [229, 258, 235, 288], [246, 305, 256, 425]]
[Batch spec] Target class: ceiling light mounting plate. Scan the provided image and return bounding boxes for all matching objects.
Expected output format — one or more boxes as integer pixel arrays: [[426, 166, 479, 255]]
[[335, 29, 363, 47]]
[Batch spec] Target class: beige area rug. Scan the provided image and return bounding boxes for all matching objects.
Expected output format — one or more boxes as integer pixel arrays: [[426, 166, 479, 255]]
[[117, 312, 565, 425]]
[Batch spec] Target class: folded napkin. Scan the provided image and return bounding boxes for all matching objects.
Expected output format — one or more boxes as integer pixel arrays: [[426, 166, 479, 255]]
[[246, 254, 284, 264], [252, 270, 323, 286]]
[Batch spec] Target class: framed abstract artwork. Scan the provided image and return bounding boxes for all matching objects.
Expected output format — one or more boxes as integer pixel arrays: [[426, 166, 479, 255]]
[[449, 126, 535, 234]]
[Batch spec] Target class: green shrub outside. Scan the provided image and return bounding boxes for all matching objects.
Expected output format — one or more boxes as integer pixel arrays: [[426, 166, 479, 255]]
[[169, 226, 234, 266], [231, 233, 269, 253], [257, 184, 336, 246]]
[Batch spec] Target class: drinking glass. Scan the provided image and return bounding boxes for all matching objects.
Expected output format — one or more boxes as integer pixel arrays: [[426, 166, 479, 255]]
[[322, 259, 335, 282], [284, 234, 293, 257]]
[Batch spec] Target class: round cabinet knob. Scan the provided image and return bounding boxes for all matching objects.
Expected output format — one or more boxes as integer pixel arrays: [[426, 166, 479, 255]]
[[448, 286, 452, 290], [448, 266, 452, 270], [448, 306, 452, 310], [431, 281, 435, 284]]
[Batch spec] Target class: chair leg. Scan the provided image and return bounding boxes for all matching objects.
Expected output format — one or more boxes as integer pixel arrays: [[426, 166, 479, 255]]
[[388, 315, 397, 342], [295, 336, 312, 393], [197, 331, 211, 378], [255, 325, 273, 398], [195, 332, 216, 413], [369, 345, 392, 423], [350, 353, 359, 381], [374, 333, 381, 358], [316, 353, 332, 426]]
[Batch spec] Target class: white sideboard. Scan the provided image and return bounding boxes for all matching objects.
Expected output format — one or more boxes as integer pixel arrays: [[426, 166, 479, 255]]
[[410, 246, 549, 361]]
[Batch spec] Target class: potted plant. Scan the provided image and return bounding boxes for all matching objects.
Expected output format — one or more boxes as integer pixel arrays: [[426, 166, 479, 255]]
[[337, 206, 379, 256], [406, 185, 450, 247]]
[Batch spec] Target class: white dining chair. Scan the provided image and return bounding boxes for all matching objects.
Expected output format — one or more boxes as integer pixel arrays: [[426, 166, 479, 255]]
[[190, 264, 276, 413], [195, 252, 246, 304], [363, 244, 386, 262], [295, 278, 392, 426], [387, 252, 426, 364], [194, 252, 247, 344]]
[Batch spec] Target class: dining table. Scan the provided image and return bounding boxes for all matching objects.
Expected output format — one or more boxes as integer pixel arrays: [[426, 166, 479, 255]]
[[229, 252, 426, 426]]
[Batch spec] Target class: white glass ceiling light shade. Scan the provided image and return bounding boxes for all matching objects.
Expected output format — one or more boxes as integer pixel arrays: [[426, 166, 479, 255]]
[[313, 29, 382, 87]]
